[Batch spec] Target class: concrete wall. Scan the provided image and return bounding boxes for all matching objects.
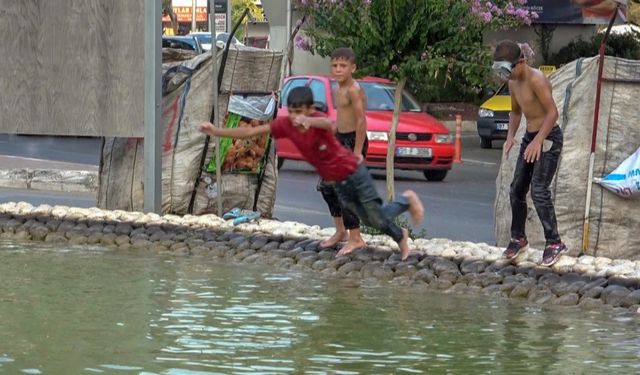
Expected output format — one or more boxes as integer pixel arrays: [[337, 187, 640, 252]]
[[0, 0, 145, 137]]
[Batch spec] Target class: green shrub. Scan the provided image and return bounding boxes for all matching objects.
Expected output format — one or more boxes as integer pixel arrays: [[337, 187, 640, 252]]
[[550, 32, 640, 67]]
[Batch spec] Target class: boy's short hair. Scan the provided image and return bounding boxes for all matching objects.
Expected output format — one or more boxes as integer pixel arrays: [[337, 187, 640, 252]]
[[287, 86, 314, 108], [493, 40, 522, 63], [330, 47, 356, 63]]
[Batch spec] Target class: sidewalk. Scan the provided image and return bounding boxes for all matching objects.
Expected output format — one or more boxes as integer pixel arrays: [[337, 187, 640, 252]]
[[0, 155, 97, 193]]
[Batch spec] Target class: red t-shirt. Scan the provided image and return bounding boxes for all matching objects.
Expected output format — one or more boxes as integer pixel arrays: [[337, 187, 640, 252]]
[[270, 112, 358, 181]]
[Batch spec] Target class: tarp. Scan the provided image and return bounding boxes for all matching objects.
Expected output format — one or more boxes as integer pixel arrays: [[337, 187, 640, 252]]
[[495, 56, 640, 260], [98, 46, 283, 218]]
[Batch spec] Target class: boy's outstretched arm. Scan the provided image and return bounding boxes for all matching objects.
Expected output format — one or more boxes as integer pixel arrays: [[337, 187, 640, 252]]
[[293, 115, 337, 132], [198, 121, 271, 139], [348, 85, 367, 160]]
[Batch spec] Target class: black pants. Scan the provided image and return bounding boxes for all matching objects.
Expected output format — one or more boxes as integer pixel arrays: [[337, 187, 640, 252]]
[[318, 132, 368, 230], [334, 164, 409, 243], [510, 126, 563, 244]]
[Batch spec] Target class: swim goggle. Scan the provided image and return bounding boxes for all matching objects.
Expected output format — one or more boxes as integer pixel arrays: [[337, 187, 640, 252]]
[[491, 60, 518, 82]]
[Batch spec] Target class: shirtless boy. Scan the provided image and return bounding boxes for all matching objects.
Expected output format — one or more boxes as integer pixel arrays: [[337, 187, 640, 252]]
[[493, 40, 567, 266], [317, 47, 369, 256]]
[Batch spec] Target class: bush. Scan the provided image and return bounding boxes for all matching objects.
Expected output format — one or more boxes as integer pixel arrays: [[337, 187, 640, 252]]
[[550, 32, 640, 67]]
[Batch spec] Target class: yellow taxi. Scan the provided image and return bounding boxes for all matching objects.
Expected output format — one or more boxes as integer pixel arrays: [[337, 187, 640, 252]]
[[476, 65, 556, 149]]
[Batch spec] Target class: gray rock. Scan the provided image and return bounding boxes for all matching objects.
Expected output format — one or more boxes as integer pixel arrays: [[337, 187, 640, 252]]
[[432, 279, 453, 290], [498, 265, 516, 276], [45, 220, 61, 232], [539, 273, 561, 287], [412, 269, 436, 284], [581, 286, 604, 299], [312, 260, 331, 271], [351, 249, 373, 262], [268, 249, 287, 258], [528, 267, 552, 280], [510, 282, 533, 298], [295, 250, 318, 261], [602, 285, 631, 306], [372, 266, 394, 281], [235, 249, 256, 261], [57, 220, 77, 234], [101, 233, 117, 246], [394, 264, 417, 278], [14, 231, 32, 241], [478, 272, 504, 287], [483, 284, 503, 296], [579, 297, 604, 310], [460, 259, 487, 274], [372, 248, 393, 261], [130, 227, 147, 236], [149, 231, 168, 242], [579, 278, 608, 294], [318, 250, 336, 261], [131, 233, 150, 243], [297, 256, 317, 268], [329, 256, 351, 270], [295, 239, 315, 249], [567, 281, 587, 294], [186, 238, 205, 248], [4, 219, 24, 234], [251, 237, 270, 250], [243, 253, 264, 264], [620, 290, 640, 308], [528, 287, 556, 305], [500, 282, 518, 296], [279, 240, 298, 251], [554, 293, 579, 306], [608, 276, 640, 289], [190, 246, 210, 256], [360, 262, 383, 279], [29, 225, 50, 241], [438, 270, 460, 283], [86, 233, 103, 244], [114, 223, 133, 235], [304, 240, 320, 252], [432, 258, 460, 276], [550, 282, 572, 296], [276, 257, 295, 269], [285, 247, 304, 258], [114, 235, 131, 246], [260, 241, 280, 252], [460, 273, 479, 286], [229, 236, 249, 248], [338, 261, 364, 275], [131, 239, 153, 249]]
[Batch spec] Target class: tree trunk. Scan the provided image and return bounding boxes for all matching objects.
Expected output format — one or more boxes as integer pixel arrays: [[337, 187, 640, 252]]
[[385, 77, 406, 202]]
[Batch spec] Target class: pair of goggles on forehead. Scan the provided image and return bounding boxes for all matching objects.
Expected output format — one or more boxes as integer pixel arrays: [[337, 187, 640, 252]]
[[492, 46, 524, 80]]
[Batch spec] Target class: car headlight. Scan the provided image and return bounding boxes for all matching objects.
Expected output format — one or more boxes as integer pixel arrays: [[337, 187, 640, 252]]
[[366, 131, 388, 141], [435, 134, 453, 144], [478, 108, 494, 118]]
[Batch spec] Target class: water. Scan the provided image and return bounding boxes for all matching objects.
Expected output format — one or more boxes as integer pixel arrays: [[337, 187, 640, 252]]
[[0, 240, 639, 374]]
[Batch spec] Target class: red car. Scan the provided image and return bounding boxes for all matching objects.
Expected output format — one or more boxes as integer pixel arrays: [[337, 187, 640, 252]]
[[275, 75, 454, 181]]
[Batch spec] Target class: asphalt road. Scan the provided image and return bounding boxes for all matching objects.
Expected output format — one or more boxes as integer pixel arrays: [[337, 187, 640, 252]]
[[0, 134, 504, 244]]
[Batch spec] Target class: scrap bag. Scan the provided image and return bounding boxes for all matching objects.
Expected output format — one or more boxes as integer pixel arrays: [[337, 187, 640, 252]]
[[596, 146, 640, 198]]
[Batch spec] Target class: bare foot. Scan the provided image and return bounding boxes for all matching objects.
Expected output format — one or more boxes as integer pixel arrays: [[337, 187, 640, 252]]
[[403, 190, 424, 225], [399, 228, 410, 260], [336, 238, 366, 257], [320, 231, 349, 248]]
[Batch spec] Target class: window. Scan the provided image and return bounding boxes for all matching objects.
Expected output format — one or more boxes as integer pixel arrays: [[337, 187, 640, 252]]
[[281, 78, 308, 107], [309, 80, 327, 106]]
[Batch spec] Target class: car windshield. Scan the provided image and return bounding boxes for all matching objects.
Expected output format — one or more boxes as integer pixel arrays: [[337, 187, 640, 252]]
[[497, 83, 509, 95], [330, 81, 422, 112], [194, 34, 211, 44]]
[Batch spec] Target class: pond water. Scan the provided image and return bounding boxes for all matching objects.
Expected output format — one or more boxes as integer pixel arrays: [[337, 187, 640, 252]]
[[0, 240, 639, 374]]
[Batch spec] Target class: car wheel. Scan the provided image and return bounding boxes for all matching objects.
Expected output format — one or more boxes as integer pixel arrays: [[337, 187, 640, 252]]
[[277, 157, 284, 170], [480, 137, 492, 149], [423, 170, 448, 182]]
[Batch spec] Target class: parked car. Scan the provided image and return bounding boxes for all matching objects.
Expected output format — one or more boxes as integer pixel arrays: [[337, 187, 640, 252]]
[[162, 35, 202, 54], [276, 76, 454, 181], [476, 83, 510, 149], [188, 32, 244, 51]]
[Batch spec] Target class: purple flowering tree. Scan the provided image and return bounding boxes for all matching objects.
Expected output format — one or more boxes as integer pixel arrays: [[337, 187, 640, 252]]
[[296, 0, 536, 200]]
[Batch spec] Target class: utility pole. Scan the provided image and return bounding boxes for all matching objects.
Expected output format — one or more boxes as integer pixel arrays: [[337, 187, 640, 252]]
[[143, 0, 162, 213], [192, 0, 197, 32]]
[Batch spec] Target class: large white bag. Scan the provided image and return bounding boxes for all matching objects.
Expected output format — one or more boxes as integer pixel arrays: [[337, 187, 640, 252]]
[[596, 146, 640, 198]]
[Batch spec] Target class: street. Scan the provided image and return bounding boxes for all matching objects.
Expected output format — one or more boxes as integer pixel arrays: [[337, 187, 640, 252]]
[[0, 134, 504, 244]]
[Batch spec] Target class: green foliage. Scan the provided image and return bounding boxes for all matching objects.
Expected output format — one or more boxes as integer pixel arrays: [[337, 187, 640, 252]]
[[550, 32, 640, 67], [231, 0, 265, 40], [361, 215, 427, 240], [296, 0, 534, 102]]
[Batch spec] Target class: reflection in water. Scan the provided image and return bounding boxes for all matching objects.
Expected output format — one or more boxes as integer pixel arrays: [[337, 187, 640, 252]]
[[0, 240, 639, 374]]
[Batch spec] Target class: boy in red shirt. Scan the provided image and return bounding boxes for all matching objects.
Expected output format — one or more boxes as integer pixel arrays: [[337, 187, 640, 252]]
[[198, 86, 424, 259]]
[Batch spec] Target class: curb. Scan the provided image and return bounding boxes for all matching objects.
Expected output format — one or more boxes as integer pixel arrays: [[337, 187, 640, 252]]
[[0, 169, 98, 194], [441, 120, 477, 135]]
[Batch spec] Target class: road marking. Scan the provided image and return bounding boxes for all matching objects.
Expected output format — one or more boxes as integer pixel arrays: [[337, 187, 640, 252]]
[[460, 159, 498, 167], [275, 204, 325, 215]]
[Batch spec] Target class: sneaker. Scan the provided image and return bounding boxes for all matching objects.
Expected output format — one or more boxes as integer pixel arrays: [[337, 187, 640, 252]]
[[541, 242, 568, 267], [503, 237, 528, 259]]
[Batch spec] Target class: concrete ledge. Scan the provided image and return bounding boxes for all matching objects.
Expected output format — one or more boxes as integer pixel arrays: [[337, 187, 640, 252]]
[[0, 201, 639, 313], [442, 120, 477, 135], [0, 169, 98, 194]]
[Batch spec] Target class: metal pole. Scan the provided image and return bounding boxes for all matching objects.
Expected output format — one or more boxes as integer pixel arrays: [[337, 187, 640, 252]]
[[210, 2, 223, 217], [226, 0, 231, 33], [192, 0, 197, 32], [143, 0, 162, 213], [581, 5, 620, 255]]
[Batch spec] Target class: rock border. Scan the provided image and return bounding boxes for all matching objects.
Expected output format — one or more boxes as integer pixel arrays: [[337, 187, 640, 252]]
[[0, 169, 97, 193], [1, 201, 639, 313]]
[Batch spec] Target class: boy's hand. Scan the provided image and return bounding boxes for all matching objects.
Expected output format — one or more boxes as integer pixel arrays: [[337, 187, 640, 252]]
[[198, 122, 215, 135], [504, 136, 516, 157], [524, 139, 542, 163], [293, 115, 310, 130], [355, 153, 364, 164]]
